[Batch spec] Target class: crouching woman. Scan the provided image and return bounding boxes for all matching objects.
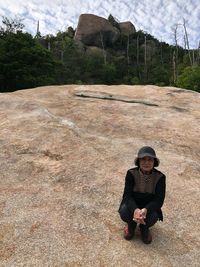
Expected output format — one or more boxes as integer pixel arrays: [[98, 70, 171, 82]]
[[118, 146, 166, 244]]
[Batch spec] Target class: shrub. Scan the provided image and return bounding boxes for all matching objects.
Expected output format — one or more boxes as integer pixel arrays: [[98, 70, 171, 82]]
[[176, 66, 200, 92]]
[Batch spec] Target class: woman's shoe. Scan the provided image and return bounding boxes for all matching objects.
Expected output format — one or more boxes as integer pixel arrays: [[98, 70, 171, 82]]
[[123, 223, 136, 240], [140, 226, 152, 244]]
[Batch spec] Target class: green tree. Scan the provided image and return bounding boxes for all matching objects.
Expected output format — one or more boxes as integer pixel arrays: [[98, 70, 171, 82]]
[[176, 66, 200, 92], [100, 63, 117, 84], [0, 30, 56, 91], [108, 14, 120, 30]]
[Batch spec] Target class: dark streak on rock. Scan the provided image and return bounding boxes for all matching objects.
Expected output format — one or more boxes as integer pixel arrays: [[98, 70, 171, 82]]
[[170, 106, 188, 112], [171, 89, 195, 94], [74, 91, 159, 107]]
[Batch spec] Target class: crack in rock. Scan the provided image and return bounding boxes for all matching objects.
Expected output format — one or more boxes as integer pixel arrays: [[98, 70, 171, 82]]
[[74, 90, 159, 107]]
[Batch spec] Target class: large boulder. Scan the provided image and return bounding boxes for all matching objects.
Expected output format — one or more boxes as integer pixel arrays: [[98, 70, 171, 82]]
[[74, 14, 120, 47], [119, 21, 136, 35], [0, 85, 200, 266]]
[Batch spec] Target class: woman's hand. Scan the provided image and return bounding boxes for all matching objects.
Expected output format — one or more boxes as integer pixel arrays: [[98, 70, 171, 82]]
[[133, 208, 147, 224], [141, 208, 147, 219]]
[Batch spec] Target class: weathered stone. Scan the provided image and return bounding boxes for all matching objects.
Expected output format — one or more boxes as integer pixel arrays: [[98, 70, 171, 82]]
[[74, 14, 120, 47], [0, 85, 200, 266], [119, 21, 136, 35]]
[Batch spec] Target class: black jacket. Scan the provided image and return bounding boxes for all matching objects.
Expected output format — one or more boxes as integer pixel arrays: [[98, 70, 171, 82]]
[[119, 167, 166, 221]]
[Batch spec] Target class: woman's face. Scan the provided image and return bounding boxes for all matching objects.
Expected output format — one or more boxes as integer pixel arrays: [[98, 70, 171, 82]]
[[139, 156, 154, 173]]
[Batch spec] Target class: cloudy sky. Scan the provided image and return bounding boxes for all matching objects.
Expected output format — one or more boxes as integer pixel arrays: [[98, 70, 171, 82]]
[[0, 0, 199, 48]]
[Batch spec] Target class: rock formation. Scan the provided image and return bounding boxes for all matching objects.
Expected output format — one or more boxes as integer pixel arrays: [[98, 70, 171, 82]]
[[74, 14, 120, 47], [119, 21, 136, 35], [0, 85, 200, 266]]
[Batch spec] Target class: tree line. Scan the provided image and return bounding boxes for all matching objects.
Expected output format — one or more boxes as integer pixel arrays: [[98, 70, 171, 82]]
[[0, 16, 199, 92]]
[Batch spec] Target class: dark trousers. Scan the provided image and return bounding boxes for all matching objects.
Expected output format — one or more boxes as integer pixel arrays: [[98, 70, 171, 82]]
[[118, 203, 158, 228]]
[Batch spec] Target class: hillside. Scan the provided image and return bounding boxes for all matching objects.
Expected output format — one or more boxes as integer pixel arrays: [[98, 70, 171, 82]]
[[0, 85, 200, 266], [1, 15, 200, 92]]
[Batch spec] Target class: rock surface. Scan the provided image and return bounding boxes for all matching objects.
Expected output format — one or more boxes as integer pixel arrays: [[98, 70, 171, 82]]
[[74, 14, 120, 47], [119, 21, 136, 35], [0, 85, 200, 266]]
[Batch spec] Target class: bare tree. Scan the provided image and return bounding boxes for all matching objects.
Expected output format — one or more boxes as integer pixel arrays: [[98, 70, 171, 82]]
[[144, 35, 147, 80], [172, 24, 180, 82], [172, 50, 176, 84], [100, 31, 107, 65], [183, 35, 187, 56], [136, 34, 141, 80], [174, 24, 179, 58], [136, 34, 139, 65], [160, 39, 163, 65], [48, 41, 51, 51], [193, 41, 200, 66], [45, 35, 51, 51], [126, 34, 130, 72], [192, 49, 195, 65], [35, 20, 41, 38], [197, 41, 200, 65], [183, 18, 192, 66]]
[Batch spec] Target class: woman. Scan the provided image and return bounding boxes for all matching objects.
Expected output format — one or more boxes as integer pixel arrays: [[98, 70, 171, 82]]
[[118, 146, 166, 244]]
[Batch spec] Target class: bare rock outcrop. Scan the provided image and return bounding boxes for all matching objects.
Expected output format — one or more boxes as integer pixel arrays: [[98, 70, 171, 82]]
[[74, 14, 120, 47], [0, 85, 200, 266], [119, 21, 136, 35]]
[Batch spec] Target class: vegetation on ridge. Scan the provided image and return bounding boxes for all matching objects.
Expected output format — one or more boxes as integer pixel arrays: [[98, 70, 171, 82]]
[[0, 16, 199, 92]]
